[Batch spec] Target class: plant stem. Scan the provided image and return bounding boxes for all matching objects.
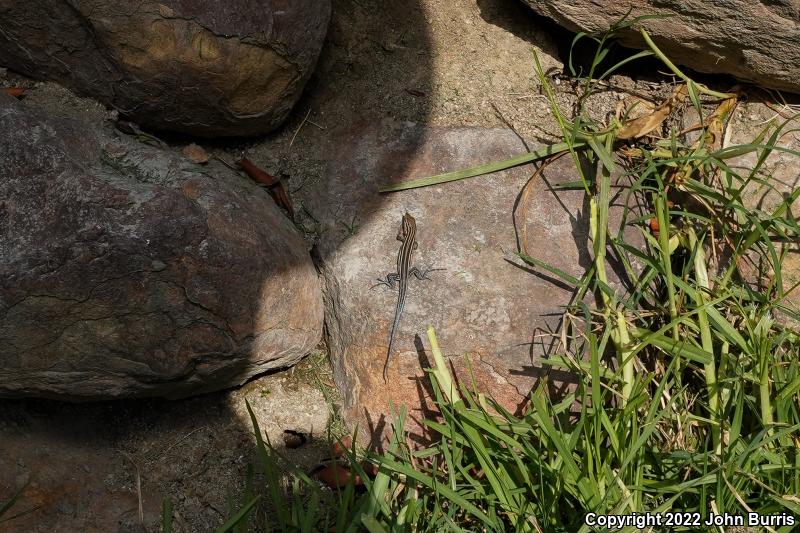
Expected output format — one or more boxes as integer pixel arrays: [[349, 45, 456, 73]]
[[688, 228, 721, 455], [640, 29, 734, 100]]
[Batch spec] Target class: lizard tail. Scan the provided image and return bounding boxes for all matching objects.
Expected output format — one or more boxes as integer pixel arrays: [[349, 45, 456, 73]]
[[382, 341, 393, 383], [383, 315, 401, 383]]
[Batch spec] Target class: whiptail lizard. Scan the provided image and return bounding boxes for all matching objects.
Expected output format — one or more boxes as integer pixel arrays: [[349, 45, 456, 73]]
[[374, 212, 440, 382]]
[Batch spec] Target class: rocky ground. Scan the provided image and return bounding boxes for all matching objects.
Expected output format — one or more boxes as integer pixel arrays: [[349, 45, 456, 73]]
[[1, 0, 798, 531], [0, 349, 336, 532]]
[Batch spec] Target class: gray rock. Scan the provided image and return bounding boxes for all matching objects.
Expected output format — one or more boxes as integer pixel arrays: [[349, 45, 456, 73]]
[[520, 0, 800, 94], [0, 0, 331, 136], [0, 94, 323, 399]]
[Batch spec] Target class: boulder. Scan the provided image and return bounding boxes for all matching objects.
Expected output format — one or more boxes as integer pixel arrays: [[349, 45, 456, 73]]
[[0, 0, 331, 137], [305, 121, 642, 443], [0, 94, 324, 400], [520, 0, 800, 94]]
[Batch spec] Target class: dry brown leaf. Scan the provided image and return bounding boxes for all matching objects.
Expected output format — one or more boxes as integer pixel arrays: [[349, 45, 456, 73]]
[[182, 143, 209, 164], [312, 462, 364, 489], [702, 91, 739, 151], [237, 157, 295, 219], [2, 87, 26, 98], [617, 85, 688, 140]]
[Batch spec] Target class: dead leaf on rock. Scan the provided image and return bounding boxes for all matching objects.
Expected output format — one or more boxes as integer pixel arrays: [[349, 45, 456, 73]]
[[701, 90, 739, 151], [2, 87, 26, 98], [182, 143, 209, 164], [238, 157, 295, 220], [618, 85, 688, 140], [312, 461, 364, 489]]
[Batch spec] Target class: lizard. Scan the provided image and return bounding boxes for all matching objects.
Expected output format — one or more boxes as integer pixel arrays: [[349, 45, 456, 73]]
[[374, 212, 440, 382]]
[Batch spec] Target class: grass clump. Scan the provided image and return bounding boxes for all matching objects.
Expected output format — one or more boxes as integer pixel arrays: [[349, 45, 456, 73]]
[[164, 17, 800, 533]]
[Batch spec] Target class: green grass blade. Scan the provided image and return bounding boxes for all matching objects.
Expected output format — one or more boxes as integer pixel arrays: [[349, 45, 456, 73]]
[[161, 497, 173, 533], [380, 142, 585, 192], [516, 252, 581, 286], [630, 327, 713, 364], [361, 514, 390, 533], [214, 495, 261, 533]]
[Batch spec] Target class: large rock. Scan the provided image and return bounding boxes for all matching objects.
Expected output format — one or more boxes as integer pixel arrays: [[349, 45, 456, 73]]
[[0, 0, 331, 137], [520, 0, 800, 94], [0, 94, 324, 400], [305, 121, 641, 443]]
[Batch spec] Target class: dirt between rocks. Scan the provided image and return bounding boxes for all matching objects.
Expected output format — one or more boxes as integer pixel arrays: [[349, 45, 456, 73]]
[[0, 351, 338, 532]]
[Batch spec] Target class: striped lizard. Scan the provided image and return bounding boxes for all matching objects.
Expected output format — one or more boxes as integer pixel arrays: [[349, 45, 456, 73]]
[[374, 212, 440, 382]]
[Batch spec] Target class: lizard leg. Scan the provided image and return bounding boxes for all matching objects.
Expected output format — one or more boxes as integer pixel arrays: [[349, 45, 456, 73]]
[[409, 267, 445, 281], [371, 272, 400, 289]]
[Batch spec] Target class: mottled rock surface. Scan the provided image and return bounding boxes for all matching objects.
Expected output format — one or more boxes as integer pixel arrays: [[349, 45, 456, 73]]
[[307, 122, 641, 443], [0, 0, 331, 136], [520, 0, 800, 94], [0, 94, 323, 399]]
